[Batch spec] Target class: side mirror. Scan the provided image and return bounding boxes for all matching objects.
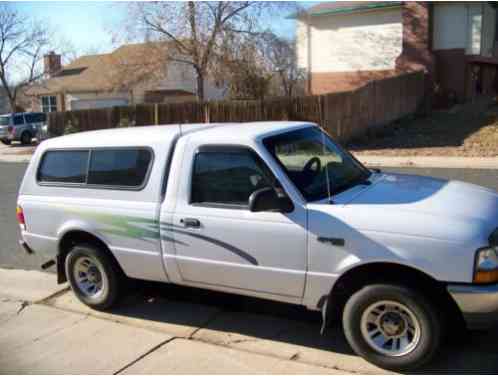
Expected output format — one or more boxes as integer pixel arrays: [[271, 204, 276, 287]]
[[249, 187, 294, 213]]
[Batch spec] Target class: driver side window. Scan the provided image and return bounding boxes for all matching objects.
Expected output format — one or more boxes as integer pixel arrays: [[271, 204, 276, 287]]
[[190, 148, 273, 208]]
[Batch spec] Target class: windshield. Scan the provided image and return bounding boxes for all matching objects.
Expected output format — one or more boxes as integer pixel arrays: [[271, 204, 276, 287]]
[[263, 126, 371, 201], [0, 116, 10, 126]]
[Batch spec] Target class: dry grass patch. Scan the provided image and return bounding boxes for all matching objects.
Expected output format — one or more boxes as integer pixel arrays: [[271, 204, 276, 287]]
[[349, 98, 498, 157]]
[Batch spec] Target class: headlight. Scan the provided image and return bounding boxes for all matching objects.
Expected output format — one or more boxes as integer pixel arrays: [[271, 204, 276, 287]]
[[474, 246, 498, 283]]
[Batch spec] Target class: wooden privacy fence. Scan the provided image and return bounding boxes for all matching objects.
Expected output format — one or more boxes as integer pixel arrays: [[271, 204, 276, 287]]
[[48, 71, 426, 144]]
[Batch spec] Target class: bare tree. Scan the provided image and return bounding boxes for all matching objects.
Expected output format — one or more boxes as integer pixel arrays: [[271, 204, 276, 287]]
[[0, 4, 50, 112], [221, 40, 272, 100], [263, 33, 305, 97], [120, 2, 297, 101]]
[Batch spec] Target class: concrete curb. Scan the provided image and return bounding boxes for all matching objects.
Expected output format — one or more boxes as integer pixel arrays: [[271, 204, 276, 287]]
[[354, 155, 498, 169]]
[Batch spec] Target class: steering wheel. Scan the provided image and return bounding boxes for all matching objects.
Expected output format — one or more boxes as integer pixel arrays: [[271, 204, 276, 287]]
[[302, 157, 321, 178]]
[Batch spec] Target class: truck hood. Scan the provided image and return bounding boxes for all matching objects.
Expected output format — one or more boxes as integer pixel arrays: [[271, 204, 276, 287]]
[[340, 173, 498, 244]]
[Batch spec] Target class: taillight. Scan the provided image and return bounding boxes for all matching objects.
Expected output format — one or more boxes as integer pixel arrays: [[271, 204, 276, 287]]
[[16, 205, 26, 229], [7, 126, 13, 133]]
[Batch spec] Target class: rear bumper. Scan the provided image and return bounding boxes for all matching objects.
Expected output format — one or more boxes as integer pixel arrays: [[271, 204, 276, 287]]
[[20, 231, 59, 258], [448, 283, 498, 329]]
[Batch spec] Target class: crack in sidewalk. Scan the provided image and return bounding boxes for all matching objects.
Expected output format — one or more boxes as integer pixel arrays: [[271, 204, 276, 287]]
[[16, 300, 30, 314], [187, 309, 224, 340], [113, 336, 177, 375]]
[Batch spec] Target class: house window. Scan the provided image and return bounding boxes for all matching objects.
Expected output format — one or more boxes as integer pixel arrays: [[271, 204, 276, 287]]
[[41, 96, 57, 113]]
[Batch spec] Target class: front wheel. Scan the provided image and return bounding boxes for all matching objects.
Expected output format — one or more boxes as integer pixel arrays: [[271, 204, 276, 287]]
[[65, 244, 123, 310], [342, 284, 442, 371]]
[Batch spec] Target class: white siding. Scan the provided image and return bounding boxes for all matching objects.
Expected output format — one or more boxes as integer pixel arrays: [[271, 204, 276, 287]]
[[296, 19, 309, 70], [133, 61, 226, 102], [467, 3, 482, 55], [434, 2, 495, 56], [66, 92, 130, 111], [296, 9, 402, 73], [433, 3, 467, 50], [482, 3, 496, 57]]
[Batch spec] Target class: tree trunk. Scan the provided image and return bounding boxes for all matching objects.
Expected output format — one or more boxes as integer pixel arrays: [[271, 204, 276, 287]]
[[196, 72, 205, 102], [0, 75, 16, 113], [7, 91, 16, 113]]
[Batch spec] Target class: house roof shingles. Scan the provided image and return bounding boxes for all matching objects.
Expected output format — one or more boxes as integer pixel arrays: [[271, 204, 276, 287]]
[[28, 42, 170, 96]]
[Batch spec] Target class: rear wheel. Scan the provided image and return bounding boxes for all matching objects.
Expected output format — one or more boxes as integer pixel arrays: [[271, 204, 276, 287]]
[[342, 284, 442, 371], [20, 131, 32, 145], [65, 243, 123, 310], [1, 139, 11, 145]]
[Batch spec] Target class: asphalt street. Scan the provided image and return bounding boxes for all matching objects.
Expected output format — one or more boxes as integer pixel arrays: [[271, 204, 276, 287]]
[[1, 162, 497, 271]]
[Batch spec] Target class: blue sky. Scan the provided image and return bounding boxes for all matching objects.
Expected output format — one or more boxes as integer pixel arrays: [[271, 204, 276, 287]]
[[14, 2, 318, 56], [14, 2, 125, 54]]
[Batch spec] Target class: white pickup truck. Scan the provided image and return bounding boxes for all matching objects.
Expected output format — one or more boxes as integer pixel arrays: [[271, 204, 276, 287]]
[[17, 122, 498, 370]]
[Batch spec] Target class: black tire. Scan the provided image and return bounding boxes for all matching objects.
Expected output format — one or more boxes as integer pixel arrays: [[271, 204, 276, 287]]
[[1, 139, 11, 145], [65, 243, 123, 310], [342, 284, 442, 371], [20, 131, 32, 145]]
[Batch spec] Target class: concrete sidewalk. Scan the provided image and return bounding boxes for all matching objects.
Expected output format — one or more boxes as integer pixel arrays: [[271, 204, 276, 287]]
[[2, 268, 498, 374], [0, 268, 346, 374], [0, 143, 35, 163]]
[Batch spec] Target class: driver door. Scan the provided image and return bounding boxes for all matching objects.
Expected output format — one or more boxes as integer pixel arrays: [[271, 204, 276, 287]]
[[171, 145, 307, 300]]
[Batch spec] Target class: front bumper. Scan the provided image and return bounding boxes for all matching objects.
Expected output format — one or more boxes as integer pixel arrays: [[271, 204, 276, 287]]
[[448, 283, 498, 329]]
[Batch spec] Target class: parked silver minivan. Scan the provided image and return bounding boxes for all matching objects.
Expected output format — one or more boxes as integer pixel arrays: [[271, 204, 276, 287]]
[[0, 112, 47, 145]]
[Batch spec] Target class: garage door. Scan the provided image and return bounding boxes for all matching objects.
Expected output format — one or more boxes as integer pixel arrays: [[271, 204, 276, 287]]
[[70, 98, 129, 110]]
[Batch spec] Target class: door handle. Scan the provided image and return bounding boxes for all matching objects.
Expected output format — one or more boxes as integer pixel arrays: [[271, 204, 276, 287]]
[[317, 237, 345, 247], [180, 218, 201, 228]]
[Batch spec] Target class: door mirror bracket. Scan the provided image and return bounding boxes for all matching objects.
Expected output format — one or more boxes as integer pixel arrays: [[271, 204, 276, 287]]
[[248, 187, 294, 213]]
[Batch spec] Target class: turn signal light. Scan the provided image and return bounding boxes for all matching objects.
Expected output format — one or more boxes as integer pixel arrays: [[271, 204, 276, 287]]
[[474, 269, 498, 284], [474, 247, 498, 284], [16, 206, 26, 229]]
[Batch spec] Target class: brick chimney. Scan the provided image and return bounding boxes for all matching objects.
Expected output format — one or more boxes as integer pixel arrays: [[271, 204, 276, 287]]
[[43, 51, 61, 77], [395, 2, 435, 76]]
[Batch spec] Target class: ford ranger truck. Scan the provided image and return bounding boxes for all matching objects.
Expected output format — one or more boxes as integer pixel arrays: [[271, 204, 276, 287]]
[[17, 122, 498, 370]]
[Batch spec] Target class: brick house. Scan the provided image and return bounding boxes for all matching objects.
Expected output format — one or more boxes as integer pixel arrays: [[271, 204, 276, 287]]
[[296, 1, 498, 103], [27, 42, 226, 113]]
